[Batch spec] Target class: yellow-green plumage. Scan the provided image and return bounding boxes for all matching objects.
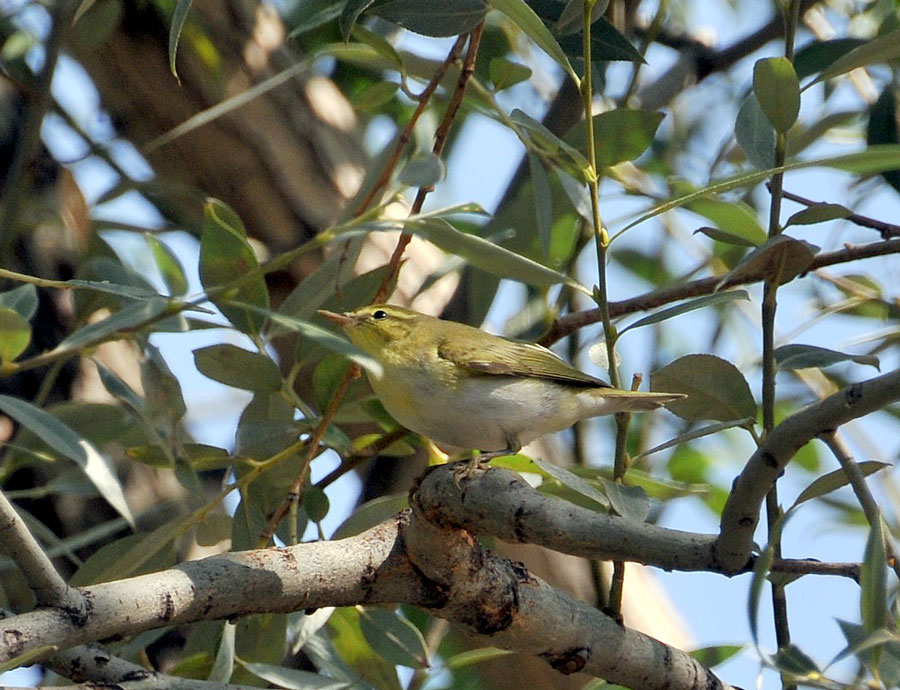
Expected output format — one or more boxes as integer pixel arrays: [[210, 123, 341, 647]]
[[319, 305, 684, 453]]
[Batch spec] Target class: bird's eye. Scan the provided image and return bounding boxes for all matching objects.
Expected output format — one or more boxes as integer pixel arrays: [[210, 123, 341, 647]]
[[372, 309, 388, 320]]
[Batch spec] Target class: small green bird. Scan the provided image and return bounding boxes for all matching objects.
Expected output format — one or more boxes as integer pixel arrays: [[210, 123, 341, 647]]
[[318, 305, 684, 456]]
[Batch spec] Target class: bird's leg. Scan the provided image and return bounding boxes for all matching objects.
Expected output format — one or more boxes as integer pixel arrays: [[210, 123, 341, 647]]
[[452, 435, 521, 484]]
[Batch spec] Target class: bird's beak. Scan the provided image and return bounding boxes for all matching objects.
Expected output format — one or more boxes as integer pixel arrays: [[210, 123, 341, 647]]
[[317, 309, 354, 327]]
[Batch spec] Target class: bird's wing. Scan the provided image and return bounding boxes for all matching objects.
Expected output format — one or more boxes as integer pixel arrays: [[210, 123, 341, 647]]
[[436, 335, 611, 388]]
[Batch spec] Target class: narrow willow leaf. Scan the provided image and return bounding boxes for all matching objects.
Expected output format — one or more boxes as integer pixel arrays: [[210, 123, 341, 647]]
[[598, 478, 649, 522], [791, 461, 890, 509], [58, 297, 170, 350], [753, 57, 800, 132], [861, 518, 888, 634], [775, 344, 880, 371], [403, 219, 589, 294], [489, 56, 532, 90], [488, 0, 579, 84], [208, 621, 236, 683], [772, 645, 819, 675], [527, 152, 553, 259], [690, 645, 743, 668], [651, 354, 757, 423], [794, 38, 868, 80], [333, 494, 410, 540], [0, 284, 38, 320], [0, 307, 31, 363], [145, 233, 188, 296], [619, 290, 749, 335], [358, 606, 430, 668], [784, 203, 851, 227], [749, 542, 774, 644], [242, 660, 350, 690], [0, 395, 134, 526], [289, 0, 346, 36], [168, 0, 195, 79], [694, 226, 760, 248], [531, 456, 609, 509], [444, 647, 516, 670], [810, 29, 900, 88], [634, 417, 756, 461]]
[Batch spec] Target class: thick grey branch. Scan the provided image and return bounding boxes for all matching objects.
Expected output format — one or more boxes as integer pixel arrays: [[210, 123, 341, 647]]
[[0, 511, 731, 690], [414, 465, 719, 571], [716, 368, 900, 573], [0, 490, 86, 617]]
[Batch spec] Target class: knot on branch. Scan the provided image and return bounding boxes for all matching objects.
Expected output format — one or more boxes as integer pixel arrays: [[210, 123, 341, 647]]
[[542, 646, 591, 675]]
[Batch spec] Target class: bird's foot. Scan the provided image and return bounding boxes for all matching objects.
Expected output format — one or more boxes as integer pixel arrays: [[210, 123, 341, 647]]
[[451, 447, 516, 486]]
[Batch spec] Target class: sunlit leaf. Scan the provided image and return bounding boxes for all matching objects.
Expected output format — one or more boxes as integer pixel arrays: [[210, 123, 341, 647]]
[[791, 462, 890, 510], [565, 109, 664, 169], [145, 233, 189, 296], [784, 203, 851, 227], [208, 621, 236, 683], [0, 307, 31, 363], [861, 518, 888, 634], [168, 0, 195, 79], [0, 395, 134, 526], [690, 645, 743, 668], [753, 57, 800, 132]]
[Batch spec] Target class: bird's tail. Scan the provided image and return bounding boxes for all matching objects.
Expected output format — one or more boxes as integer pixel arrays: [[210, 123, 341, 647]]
[[591, 389, 686, 412]]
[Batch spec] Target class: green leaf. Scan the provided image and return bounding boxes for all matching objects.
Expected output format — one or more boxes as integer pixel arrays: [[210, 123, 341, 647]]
[[328, 608, 401, 690], [694, 226, 760, 248], [196, 513, 233, 546], [241, 660, 351, 690], [313, 354, 353, 413], [252, 308, 382, 377], [689, 645, 743, 668], [444, 647, 516, 670], [0, 284, 38, 320], [489, 56, 532, 90], [333, 494, 409, 539], [651, 354, 757, 423], [793, 38, 868, 80], [682, 192, 768, 246], [358, 606, 430, 668], [511, 108, 589, 172], [565, 109, 664, 169], [145, 233, 189, 296], [753, 57, 800, 132], [791, 461, 890, 510], [772, 644, 819, 675], [784, 203, 851, 227], [350, 24, 404, 72], [774, 344, 880, 371], [403, 219, 589, 294], [339, 0, 373, 41], [126, 443, 232, 472], [353, 80, 400, 110], [398, 152, 446, 187], [867, 87, 900, 194], [69, 523, 179, 586], [735, 93, 776, 169], [303, 485, 330, 523], [748, 541, 773, 645], [208, 621, 236, 683], [718, 235, 818, 289], [488, 0, 578, 84], [527, 152, 553, 259], [530, 456, 609, 509], [634, 417, 756, 461], [289, 0, 346, 36], [168, 0, 195, 79], [370, 0, 486, 38], [58, 297, 171, 350], [599, 478, 649, 522], [619, 290, 749, 336], [558, 16, 644, 63], [809, 29, 900, 89], [193, 344, 283, 392], [861, 518, 888, 634], [0, 395, 134, 526], [199, 198, 270, 336], [0, 307, 31, 363]]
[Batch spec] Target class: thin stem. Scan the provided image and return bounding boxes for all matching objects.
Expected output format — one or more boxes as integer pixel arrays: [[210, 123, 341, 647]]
[[779, 187, 900, 239], [821, 431, 900, 582]]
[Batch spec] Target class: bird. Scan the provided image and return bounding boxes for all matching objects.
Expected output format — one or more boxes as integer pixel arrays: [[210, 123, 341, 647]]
[[318, 305, 684, 460]]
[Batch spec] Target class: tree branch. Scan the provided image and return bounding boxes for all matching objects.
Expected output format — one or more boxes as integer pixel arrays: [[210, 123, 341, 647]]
[[0, 490, 86, 617], [0, 510, 733, 690], [716, 368, 900, 573], [540, 240, 900, 345]]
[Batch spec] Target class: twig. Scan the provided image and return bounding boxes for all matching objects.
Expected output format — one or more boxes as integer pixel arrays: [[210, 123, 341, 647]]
[[315, 428, 410, 489], [0, 490, 86, 616], [539, 239, 900, 345], [780, 187, 900, 239], [716, 368, 900, 573], [820, 431, 900, 582]]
